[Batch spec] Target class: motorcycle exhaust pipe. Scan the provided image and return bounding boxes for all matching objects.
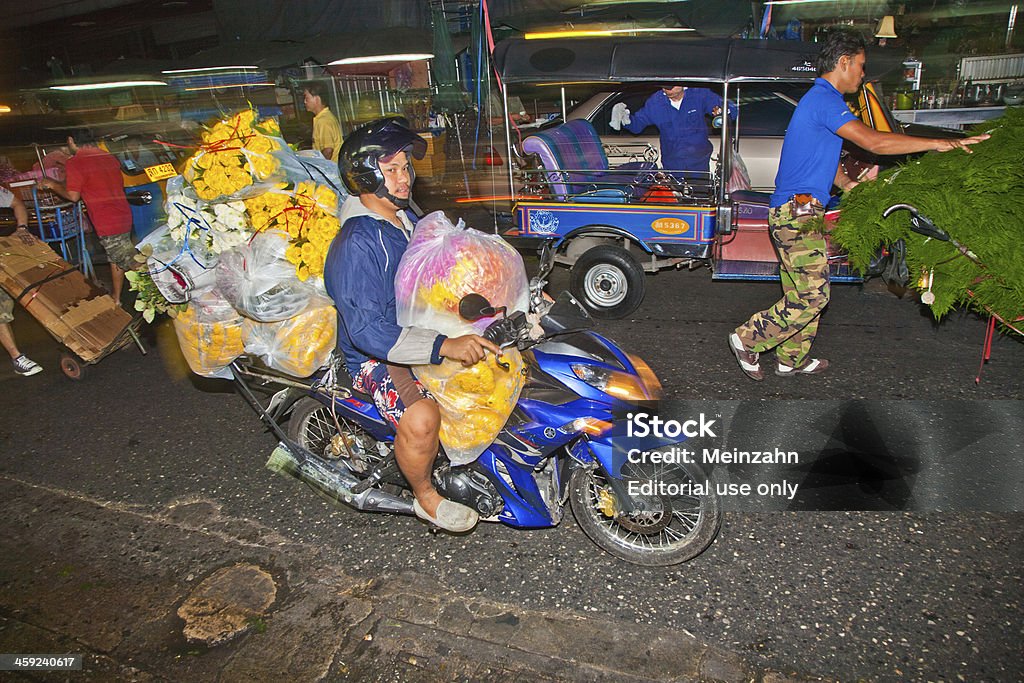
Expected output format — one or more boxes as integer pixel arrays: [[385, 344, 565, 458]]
[[266, 443, 415, 516]]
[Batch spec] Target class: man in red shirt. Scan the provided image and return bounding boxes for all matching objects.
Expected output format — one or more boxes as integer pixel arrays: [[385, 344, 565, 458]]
[[41, 129, 136, 303]]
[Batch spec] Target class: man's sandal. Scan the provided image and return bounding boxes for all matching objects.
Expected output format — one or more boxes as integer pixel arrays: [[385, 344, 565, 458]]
[[413, 498, 479, 533], [728, 333, 764, 381], [776, 358, 830, 377]]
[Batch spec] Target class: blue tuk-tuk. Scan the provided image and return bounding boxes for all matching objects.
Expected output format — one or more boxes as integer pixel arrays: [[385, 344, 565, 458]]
[[492, 37, 876, 318]]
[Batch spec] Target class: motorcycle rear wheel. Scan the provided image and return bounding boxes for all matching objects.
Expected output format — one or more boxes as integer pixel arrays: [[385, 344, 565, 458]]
[[287, 397, 402, 488], [569, 458, 720, 566]]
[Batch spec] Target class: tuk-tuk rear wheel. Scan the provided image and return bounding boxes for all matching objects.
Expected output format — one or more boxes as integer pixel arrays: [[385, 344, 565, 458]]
[[570, 245, 645, 319]]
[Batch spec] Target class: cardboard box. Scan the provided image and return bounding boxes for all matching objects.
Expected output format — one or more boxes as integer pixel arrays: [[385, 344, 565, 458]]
[[412, 132, 447, 179], [0, 232, 131, 362]]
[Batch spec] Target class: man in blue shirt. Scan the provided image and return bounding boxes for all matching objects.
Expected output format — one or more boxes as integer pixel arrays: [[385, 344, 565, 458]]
[[324, 118, 499, 531], [616, 86, 736, 177], [728, 29, 988, 381]]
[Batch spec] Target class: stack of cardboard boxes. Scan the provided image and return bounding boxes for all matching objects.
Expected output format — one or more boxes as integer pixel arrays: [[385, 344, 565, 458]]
[[0, 232, 131, 362]]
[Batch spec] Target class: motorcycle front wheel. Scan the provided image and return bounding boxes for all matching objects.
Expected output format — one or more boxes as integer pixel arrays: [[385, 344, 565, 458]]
[[569, 457, 721, 566]]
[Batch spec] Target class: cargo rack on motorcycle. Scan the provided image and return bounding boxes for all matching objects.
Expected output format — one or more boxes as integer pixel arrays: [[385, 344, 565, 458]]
[[229, 353, 355, 432]]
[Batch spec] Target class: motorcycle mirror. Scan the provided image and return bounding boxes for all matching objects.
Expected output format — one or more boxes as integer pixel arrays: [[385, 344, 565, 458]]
[[458, 293, 495, 321], [536, 239, 555, 282]]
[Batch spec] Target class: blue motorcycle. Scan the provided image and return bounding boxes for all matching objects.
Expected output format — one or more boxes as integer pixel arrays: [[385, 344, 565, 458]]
[[231, 244, 720, 565]]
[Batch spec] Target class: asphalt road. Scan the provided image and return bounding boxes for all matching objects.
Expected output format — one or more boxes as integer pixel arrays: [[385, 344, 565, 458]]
[[2, 268, 1022, 681]]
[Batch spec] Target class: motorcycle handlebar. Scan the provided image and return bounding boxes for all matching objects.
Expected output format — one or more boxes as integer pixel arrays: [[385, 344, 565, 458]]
[[882, 203, 951, 242], [882, 203, 917, 219], [482, 311, 529, 348]]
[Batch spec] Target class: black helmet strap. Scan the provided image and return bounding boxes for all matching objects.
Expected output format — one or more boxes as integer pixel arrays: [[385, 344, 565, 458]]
[[376, 184, 409, 209]]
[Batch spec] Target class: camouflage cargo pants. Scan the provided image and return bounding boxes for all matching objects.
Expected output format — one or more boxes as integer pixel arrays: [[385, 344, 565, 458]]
[[734, 204, 830, 367]]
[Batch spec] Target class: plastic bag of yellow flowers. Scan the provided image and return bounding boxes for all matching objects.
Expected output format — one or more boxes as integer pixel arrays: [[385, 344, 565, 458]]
[[182, 110, 286, 203], [172, 291, 246, 378], [244, 180, 341, 282], [395, 212, 530, 465], [242, 303, 337, 377], [417, 350, 526, 465]]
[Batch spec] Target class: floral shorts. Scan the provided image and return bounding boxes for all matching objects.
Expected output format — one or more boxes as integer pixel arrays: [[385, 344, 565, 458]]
[[98, 232, 139, 271], [353, 360, 431, 431], [0, 288, 13, 324]]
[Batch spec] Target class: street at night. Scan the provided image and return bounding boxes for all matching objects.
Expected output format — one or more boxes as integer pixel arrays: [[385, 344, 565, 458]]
[[3, 266, 1021, 681]]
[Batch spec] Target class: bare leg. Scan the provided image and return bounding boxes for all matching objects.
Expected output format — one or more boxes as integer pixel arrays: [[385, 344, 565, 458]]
[[110, 263, 125, 304], [0, 323, 21, 360], [393, 398, 446, 516]]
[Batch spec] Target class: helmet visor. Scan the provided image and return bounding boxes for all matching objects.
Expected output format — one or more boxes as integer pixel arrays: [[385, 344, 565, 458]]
[[361, 117, 427, 160]]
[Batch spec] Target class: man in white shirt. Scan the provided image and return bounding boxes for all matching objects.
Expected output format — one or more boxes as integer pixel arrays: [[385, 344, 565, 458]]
[[1, 185, 43, 376]]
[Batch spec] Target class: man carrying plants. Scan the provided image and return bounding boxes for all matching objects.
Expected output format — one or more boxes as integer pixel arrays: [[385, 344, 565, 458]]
[[728, 28, 989, 381]]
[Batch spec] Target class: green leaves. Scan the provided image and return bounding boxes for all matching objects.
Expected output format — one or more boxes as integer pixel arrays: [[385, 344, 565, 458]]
[[832, 109, 1024, 333], [127, 268, 186, 323]]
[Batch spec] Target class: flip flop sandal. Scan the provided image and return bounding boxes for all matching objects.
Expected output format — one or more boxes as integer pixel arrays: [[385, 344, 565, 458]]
[[728, 333, 764, 381], [413, 498, 479, 533], [776, 358, 830, 377]]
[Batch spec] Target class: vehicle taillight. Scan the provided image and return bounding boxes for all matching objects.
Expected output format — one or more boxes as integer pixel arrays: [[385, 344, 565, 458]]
[[484, 146, 504, 166]]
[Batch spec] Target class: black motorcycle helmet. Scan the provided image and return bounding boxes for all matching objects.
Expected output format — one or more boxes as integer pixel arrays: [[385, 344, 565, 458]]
[[339, 117, 426, 208]]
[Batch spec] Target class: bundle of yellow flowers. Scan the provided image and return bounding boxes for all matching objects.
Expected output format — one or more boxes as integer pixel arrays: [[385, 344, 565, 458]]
[[244, 180, 340, 281], [172, 301, 246, 377], [416, 350, 526, 464], [242, 303, 337, 377], [183, 109, 283, 202]]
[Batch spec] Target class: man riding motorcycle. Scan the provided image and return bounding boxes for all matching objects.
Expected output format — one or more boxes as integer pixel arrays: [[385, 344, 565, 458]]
[[323, 117, 500, 533]]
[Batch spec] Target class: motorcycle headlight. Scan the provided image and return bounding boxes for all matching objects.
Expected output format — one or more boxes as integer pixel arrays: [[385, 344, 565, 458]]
[[571, 363, 653, 402]]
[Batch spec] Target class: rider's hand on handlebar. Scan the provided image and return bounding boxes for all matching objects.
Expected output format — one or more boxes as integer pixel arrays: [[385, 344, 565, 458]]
[[441, 334, 501, 367]]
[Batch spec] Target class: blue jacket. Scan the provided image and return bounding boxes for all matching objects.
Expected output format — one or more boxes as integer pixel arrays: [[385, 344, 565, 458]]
[[324, 197, 446, 377], [626, 88, 736, 174]]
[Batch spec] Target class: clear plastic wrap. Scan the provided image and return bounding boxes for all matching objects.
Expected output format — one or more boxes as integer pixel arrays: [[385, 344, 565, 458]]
[[180, 110, 348, 206], [287, 152, 346, 200], [394, 211, 530, 464], [415, 350, 526, 465], [172, 290, 245, 378], [242, 303, 337, 377], [164, 175, 252, 255], [244, 180, 341, 281], [215, 229, 325, 322], [395, 211, 529, 332], [138, 223, 219, 304]]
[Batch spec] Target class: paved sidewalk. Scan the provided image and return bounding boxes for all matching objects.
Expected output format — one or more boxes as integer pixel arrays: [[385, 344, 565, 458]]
[[0, 477, 825, 682]]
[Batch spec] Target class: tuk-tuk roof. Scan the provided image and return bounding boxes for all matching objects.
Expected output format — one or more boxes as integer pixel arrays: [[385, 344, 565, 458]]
[[495, 36, 824, 85]]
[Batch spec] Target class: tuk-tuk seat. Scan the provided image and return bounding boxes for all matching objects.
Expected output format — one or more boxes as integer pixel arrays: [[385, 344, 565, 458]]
[[522, 119, 654, 200], [730, 190, 772, 222]]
